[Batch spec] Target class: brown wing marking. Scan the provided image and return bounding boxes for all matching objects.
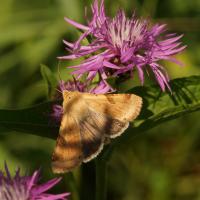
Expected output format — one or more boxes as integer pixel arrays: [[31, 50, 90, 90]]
[[88, 109, 129, 139], [79, 112, 105, 163], [80, 109, 129, 163], [52, 116, 83, 173]]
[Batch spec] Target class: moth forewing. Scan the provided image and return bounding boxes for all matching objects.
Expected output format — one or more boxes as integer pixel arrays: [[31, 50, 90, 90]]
[[51, 115, 83, 173], [126, 94, 143, 121], [83, 93, 143, 122], [52, 92, 85, 173]]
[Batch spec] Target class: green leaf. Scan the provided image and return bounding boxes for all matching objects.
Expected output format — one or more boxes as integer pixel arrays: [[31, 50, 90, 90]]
[[118, 75, 200, 143], [0, 76, 199, 141], [0, 101, 59, 139], [40, 64, 58, 99]]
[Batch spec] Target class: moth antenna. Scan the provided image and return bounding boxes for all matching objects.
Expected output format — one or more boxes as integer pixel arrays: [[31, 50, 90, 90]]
[[57, 61, 65, 91], [55, 88, 63, 95], [72, 75, 77, 83], [57, 61, 61, 81], [72, 75, 80, 91]]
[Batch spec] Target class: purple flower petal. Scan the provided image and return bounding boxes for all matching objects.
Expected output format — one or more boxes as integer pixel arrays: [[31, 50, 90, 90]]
[[64, 17, 89, 31], [0, 164, 69, 200], [59, 0, 186, 92], [31, 178, 62, 195]]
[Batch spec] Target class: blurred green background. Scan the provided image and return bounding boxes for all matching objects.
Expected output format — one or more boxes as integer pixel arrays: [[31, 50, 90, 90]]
[[0, 0, 200, 199]]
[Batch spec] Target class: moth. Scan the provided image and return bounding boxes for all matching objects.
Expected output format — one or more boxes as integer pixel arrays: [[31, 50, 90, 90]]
[[52, 91, 142, 173]]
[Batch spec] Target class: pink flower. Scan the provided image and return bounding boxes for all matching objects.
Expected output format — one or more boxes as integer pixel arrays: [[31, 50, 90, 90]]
[[60, 0, 186, 91], [0, 163, 69, 200]]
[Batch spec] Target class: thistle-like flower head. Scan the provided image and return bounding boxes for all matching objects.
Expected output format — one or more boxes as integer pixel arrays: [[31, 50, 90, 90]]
[[60, 0, 186, 91], [0, 163, 69, 200]]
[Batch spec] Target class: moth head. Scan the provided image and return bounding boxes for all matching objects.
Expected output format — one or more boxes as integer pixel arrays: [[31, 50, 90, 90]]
[[62, 90, 80, 101], [62, 90, 70, 99], [62, 90, 84, 114]]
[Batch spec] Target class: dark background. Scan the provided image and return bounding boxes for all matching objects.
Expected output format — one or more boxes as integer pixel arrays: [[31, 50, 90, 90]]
[[0, 0, 200, 199]]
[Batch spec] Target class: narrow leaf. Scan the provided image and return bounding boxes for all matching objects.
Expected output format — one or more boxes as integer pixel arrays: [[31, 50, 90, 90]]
[[119, 75, 200, 143], [0, 76, 199, 142], [40, 64, 58, 99], [0, 101, 59, 139]]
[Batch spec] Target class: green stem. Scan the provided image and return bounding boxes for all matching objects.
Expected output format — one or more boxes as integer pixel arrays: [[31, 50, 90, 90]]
[[80, 161, 96, 200], [64, 172, 79, 200], [95, 158, 108, 200]]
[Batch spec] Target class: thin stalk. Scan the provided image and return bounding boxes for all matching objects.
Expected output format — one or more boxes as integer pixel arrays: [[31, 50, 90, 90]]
[[95, 158, 108, 200], [64, 172, 79, 200], [80, 161, 96, 200]]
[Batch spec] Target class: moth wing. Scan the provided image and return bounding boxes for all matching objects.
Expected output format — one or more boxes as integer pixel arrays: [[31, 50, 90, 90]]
[[79, 112, 105, 162], [83, 93, 142, 122], [52, 115, 83, 173], [80, 109, 129, 162], [80, 111, 129, 162], [52, 91, 142, 171]]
